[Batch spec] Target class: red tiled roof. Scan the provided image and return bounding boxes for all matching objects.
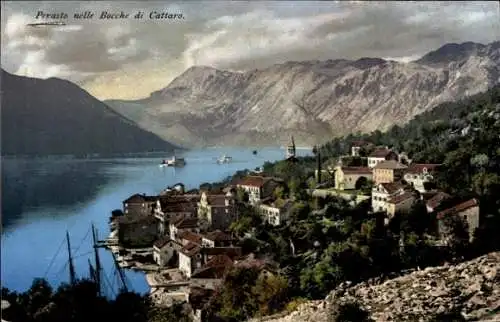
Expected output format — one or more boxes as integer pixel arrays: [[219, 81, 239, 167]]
[[233, 254, 279, 270], [374, 160, 407, 170], [426, 192, 452, 210], [407, 163, 442, 174], [387, 191, 415, 204], [191, 255, 233, 279], [203, 230, 232, 242], [437, 198, 479, 219], [178, 231, 203, 244], [369, 148, 394, 158], [340, 166, 372, 174], [203, 247, 242, 259], [180, 242, 201, 257], [237, 176, 271, 187], [123, 193, 158, 204], [175, 217, 199, 229], [207, 195, 227, 206], [159, 194, 200, 212], [191, 255, 234, 278], [380, 182, 406, 194], [153, 236, 172, 249], [205, 254, 233, 267], [117, 214, 157, 225]]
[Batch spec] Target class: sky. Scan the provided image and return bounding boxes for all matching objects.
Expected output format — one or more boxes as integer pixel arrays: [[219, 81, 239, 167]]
[[1, 1, 499, 100]]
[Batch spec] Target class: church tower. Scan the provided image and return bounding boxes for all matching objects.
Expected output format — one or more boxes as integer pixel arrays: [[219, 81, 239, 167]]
[[286, 136, 296, 159]]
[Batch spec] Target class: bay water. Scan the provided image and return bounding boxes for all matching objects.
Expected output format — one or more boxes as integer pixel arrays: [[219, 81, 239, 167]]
[[1, 147, 311, 294]]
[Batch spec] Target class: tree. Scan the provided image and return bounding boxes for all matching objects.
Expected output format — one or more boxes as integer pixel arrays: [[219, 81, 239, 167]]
[[251, 274, 289, 316], [440, 215, 471, 260]]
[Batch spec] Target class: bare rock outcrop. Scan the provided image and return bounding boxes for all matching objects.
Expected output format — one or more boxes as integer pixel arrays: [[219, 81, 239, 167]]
[[250, 252, 500, 322]]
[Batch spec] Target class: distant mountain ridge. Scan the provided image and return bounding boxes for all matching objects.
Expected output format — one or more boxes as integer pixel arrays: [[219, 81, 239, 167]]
[[1, 70, 177, 156], [106, 41, 500, 146], [105, 41, 500, 148]]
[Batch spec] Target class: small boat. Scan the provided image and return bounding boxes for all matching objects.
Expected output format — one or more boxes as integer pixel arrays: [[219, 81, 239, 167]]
[[160, 156, 186, 167], [217, 154, 232, 164], [252, 150, 258, 155]]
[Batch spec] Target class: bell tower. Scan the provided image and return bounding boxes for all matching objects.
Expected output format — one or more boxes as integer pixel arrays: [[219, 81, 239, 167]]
[[286, 136, 296, 159]]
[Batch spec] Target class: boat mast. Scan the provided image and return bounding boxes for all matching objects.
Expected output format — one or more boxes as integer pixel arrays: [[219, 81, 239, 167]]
[[111, 251, 128, 293], [88, 259, 96, 281], [91, 223, 102, 296], [66, 231, 77, 285]]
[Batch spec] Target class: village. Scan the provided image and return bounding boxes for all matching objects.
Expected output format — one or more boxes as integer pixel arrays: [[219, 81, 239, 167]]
[[105, 137, 481, 320]]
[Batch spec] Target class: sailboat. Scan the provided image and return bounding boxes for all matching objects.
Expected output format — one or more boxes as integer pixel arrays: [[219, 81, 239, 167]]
[[60, 224, 129, 297]]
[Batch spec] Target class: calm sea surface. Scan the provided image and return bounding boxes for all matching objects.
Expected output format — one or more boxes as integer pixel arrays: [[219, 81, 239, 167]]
[[1, 147, 311, 294]]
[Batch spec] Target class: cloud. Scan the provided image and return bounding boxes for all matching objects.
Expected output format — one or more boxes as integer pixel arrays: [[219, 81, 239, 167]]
[[1, 1, 499, 100]]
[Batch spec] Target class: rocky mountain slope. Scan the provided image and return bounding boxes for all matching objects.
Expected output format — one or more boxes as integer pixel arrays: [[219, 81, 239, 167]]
[[250, 252, 500, 322], [1, 70, 176, 156], [106, 41, 500, 148]]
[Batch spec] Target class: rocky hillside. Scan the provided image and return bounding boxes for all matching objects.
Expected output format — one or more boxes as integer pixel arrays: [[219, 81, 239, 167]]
[[1, 70, 177, 156], [106, 41, 500, 148], [249, 252, 500, 322]]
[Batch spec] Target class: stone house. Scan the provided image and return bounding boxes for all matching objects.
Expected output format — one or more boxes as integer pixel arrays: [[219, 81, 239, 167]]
[[201, 230, 234, 247], [197, 191, 237, 230], [153, 236, 181, 267], [201, 247, 242, 263], [437, 198, 480, 243], [178, 231, 203, 246], [122, 193, 158, 216], [179, 242, 203, 278], [423, 191, 452, 213], [179, 244, 242, 278], [404, 164, 441, 193], [386, 191, 416, 221], [258, 199, 293, 226], [334, 166, 373, 190], [373, 160, 408, 184], [155, 194, 199, 236], [169, 216, 199, 241], [371, 181, 408, 213], [236, 176, 282, 205], [190, 255, 233, 290], [116, 214, 158, 247], [367, 148, 399, 168]]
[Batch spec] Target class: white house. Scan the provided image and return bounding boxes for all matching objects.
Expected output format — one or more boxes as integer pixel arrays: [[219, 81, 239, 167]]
[[404, 163, 441, 193], [236, 176, 281, 205], [371, 182, 407, 213], [258, 199, 293, 226], [178, 242, 203, 278]]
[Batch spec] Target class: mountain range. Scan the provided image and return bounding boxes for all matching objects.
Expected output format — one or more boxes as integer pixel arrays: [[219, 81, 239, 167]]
[[106, 41, 500, 148], [1, 70, 176, 156]]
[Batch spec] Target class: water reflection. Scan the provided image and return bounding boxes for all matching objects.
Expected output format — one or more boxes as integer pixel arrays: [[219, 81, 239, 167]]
[[1, 159, 118, 230]]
